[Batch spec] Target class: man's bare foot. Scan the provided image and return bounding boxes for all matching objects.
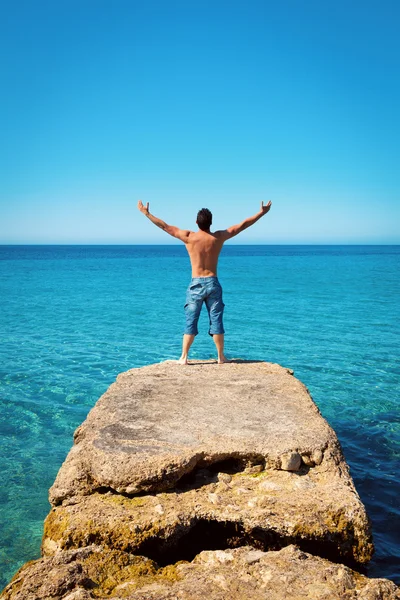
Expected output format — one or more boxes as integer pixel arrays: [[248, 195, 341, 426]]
[[218, 356, 229, 364], [177, 357, 188, 365]]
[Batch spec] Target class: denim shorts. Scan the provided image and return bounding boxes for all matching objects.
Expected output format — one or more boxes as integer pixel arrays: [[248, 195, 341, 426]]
[[184, 276, 225, 337]]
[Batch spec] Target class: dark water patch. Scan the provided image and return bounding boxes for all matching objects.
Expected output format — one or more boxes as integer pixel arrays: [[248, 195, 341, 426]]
[[334, 420, 400, 584]]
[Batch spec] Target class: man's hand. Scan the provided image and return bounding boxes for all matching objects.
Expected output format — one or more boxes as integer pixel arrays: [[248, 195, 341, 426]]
[[217, 200, 272, 241], [260, 200, 272, 215], [137, 201, 191, 242], [138, 200, 149, 216]]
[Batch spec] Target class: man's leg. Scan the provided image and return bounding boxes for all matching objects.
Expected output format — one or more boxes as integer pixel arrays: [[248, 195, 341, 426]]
[[179, 281, 203, 365], [205, 280, 227, 364], [212, 334, 227, 364], [178, 334, 195, 365]]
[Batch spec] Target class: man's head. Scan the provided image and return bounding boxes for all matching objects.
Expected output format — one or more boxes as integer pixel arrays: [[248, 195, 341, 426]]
[[196, 208, 212, 232]]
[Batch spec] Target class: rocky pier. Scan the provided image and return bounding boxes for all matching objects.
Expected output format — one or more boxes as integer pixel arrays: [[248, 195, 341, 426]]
[[1, 360, 399, 599]]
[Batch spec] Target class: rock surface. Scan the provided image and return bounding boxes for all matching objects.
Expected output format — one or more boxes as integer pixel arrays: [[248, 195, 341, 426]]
[[42, 461, 372, 565], [44, 360, 373, 565], [2, 545, 399, 600], [50, 360, 358, 502], [2, 360, 399, 598]]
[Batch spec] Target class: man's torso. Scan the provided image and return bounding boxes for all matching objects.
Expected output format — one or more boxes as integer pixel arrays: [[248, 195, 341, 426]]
[[185, 231, 224, 277]]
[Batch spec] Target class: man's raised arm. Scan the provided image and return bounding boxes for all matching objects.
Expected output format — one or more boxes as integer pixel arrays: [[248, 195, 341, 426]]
[[137, 200, 191, 243], [216, 201, 272, 240]]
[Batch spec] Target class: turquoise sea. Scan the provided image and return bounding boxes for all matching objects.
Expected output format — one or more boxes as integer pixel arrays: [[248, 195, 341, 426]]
[[0, 244, 399, 587]]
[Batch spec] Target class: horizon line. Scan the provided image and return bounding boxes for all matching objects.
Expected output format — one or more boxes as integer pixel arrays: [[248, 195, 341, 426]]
[[1, 243, 399, 247]]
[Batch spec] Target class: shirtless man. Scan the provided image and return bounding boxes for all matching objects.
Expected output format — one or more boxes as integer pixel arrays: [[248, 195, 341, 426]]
[[137, 200, 272, 364]]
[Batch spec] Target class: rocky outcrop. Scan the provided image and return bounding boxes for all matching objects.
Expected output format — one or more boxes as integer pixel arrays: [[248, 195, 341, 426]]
[[48, 361, 339, 502], [1, 360, 399, 599], [2, 545, 399, 600]]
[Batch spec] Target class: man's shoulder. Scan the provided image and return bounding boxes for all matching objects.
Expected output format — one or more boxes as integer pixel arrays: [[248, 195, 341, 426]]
[[213, 229, 230, 241]]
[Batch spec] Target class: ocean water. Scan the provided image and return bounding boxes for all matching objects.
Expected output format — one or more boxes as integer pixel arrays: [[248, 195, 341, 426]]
[[0, 244, 399, 587]]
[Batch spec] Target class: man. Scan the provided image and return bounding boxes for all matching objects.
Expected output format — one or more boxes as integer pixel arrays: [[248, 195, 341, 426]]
[[137, 200, 272, 364]]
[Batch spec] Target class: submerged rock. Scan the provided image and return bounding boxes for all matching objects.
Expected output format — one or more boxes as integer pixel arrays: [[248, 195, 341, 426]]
[[1, 360, 398, 598]]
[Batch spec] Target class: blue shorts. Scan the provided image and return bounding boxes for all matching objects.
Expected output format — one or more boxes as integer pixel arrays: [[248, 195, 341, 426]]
[[184, 276, 225, 337]]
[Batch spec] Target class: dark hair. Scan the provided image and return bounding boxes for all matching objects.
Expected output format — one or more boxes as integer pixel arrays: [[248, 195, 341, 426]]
[[197, 208, 212, 231]]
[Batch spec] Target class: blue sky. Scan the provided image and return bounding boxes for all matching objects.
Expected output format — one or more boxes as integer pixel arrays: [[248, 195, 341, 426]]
[[0, 0, 399, 244]]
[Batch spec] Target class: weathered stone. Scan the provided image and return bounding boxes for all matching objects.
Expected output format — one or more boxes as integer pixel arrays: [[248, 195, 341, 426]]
[[2, 545, 399, 600], [41, 454, 373, 565], [217, 472, 232, 483], [0, 545, 180, 600], [49, 361, 345, 504], [2, 360, 394, 598], [244, 464, 264, 474], [280, 451, 302, 471], [43, 360, 373, 565], [313, 448, 324, 465], [301, 452, 314, 466]]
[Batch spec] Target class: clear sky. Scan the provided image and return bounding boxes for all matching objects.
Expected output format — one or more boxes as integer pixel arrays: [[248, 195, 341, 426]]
[[0, 0, 399, 244]]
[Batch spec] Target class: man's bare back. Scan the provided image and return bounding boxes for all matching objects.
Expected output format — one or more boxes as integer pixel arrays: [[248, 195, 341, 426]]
[[184, 230, 224, 277], [137, 200, 272, 363]]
